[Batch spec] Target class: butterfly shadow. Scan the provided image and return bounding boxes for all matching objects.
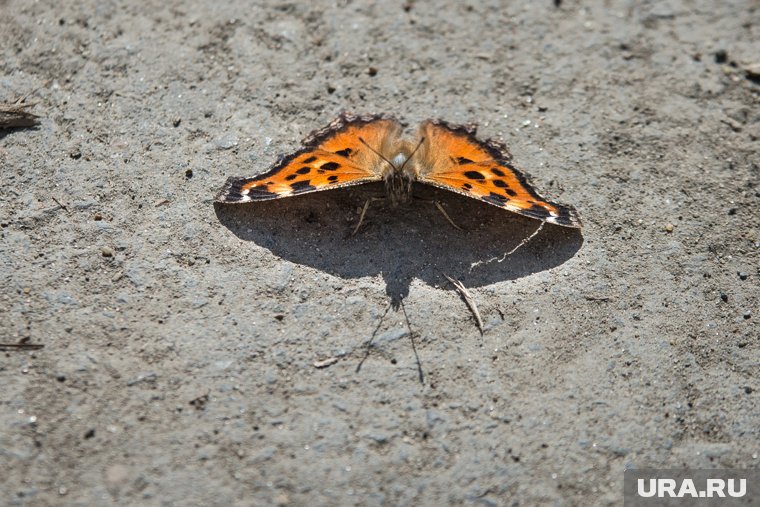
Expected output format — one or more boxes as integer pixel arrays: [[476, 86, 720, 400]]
[[213, 182, 583, 305]]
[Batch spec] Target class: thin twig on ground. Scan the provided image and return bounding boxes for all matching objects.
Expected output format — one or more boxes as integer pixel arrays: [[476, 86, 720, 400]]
[[51, 196, 68, 212], [470, 221, 545, 270], [443, 273, 484, 335], [0, 342, 45, 351]]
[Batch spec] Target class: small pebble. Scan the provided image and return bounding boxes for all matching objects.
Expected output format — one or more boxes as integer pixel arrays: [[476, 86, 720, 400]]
[[215, 134, 238, 150], [720, 294, 728, 303], [185, 168, 193, 179], [94, 213, 103, 221], [738, 272, 748, 280], [663, 223, 674, 233], [101, 247, 113, 257], [743, 311, 751, 320]]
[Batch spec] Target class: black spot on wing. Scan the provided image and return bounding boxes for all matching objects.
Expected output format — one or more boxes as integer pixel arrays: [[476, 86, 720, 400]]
[[327, 175, 339, 182], [285, 174, 297, 181], [296, 167, 311, 174], [334, 148, 353, 157], [321, 162, 340, 171], [528, 204, 551, 217], [246, 186, 279, 200], [291, 180, 317, 194], [302, 156, 317, 164], [482, 192, 509, 207], [493, 179, 518, 196], [462, 183, 473, 190], [464, 171, 485, 180], [491, 167, 506, 177], [457, 157, 474, 164]]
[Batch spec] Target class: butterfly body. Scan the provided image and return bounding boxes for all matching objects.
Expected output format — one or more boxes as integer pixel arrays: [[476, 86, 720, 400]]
[[383, 164, 415, 206], [216, 113, 582, 228]]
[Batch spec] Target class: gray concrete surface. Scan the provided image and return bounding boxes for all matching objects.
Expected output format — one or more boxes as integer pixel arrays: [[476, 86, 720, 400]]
[[1, 0, 758, 505]]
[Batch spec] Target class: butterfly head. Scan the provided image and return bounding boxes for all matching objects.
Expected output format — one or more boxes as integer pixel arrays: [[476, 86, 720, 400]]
[[381, 139, 425, 206], [391, 153, 408, 169], [358, 135, 419, 206], [381, 152, 415, 206]]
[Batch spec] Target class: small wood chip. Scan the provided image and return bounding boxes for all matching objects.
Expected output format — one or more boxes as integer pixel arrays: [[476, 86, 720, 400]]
[[720, 117, 743, 132], [443, 274, 484, 334], [313, 357, 339, 369], [0, 102, 39, 129], [742, 62, 760, 79]]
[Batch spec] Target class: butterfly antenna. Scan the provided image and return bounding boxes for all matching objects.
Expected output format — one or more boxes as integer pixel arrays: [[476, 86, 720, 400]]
[[358, 137, 397, 170], [398, 137, 425, 172]]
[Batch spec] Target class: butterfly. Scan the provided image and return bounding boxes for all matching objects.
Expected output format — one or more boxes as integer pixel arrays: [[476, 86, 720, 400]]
[[215, 112, 582, 228]]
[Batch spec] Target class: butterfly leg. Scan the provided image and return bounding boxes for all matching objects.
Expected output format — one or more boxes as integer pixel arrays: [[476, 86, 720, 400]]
[[433, 201, 464, 231], [351, 197, 386, 236], [413, 196, 464, 231]]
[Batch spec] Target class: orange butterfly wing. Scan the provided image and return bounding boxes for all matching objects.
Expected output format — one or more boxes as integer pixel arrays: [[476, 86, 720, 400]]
[[216, 113, 402, 203], [416, 120, 582, 228]]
